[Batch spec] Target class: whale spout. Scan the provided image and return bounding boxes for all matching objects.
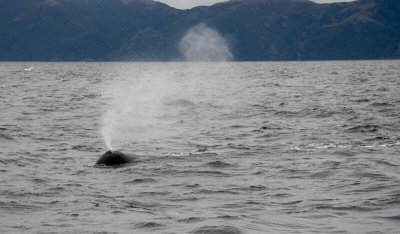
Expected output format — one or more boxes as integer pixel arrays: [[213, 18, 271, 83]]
[[96, 150, 134, 166]]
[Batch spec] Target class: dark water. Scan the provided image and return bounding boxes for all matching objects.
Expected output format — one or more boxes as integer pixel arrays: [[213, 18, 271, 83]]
[[0, 61, 399, 233]]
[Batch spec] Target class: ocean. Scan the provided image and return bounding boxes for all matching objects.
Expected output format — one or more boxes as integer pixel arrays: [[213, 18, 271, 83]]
[[0, 61, 399, 233]]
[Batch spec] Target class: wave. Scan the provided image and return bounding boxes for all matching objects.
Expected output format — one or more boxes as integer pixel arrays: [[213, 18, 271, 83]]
[[177, 217, 204, 223], [192, 225, 243, 234], [371, 102, 394, 107], [345, 124, 380, 133], [0, 132, 14, 141], [164, 99, 198, 108], [287, 141, 400, 152], [134, 222, 165, 229], [124, 178, 157, 184], [382, 215, 400, 220], [204, 160, 236, 168]]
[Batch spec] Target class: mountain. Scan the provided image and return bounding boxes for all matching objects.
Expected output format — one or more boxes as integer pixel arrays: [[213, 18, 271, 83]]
[[0, 0, 399, 61], [185, 0, 400, 60]]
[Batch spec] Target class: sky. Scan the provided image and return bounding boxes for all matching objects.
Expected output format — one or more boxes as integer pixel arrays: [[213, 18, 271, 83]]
[[156, 0, 355, 9]]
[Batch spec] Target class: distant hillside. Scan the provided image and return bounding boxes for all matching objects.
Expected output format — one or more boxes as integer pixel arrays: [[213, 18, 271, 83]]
[[0, 0, 399, 61]]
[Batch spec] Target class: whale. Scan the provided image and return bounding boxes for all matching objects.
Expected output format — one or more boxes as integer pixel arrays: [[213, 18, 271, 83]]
[[96, 150, 135, 166]]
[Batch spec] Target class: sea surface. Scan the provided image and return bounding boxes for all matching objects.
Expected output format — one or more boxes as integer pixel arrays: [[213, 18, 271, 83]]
[[0, 61, 399, 233]]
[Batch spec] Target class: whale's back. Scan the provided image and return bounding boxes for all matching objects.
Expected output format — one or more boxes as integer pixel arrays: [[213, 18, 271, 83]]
[[96, 150, 133, 166]]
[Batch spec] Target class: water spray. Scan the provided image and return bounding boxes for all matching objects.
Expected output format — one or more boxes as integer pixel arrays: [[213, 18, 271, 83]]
[[101, 110, 116, 151], [179, 23, 233, 61], [97, 23, 233, 165]]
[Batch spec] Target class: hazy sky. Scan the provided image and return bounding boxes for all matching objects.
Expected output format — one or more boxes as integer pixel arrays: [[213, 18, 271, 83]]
[[156, 0, 355, 9]]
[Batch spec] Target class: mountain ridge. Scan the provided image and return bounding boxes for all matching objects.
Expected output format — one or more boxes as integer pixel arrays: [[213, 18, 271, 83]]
[[0, 0, 399, 61]]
